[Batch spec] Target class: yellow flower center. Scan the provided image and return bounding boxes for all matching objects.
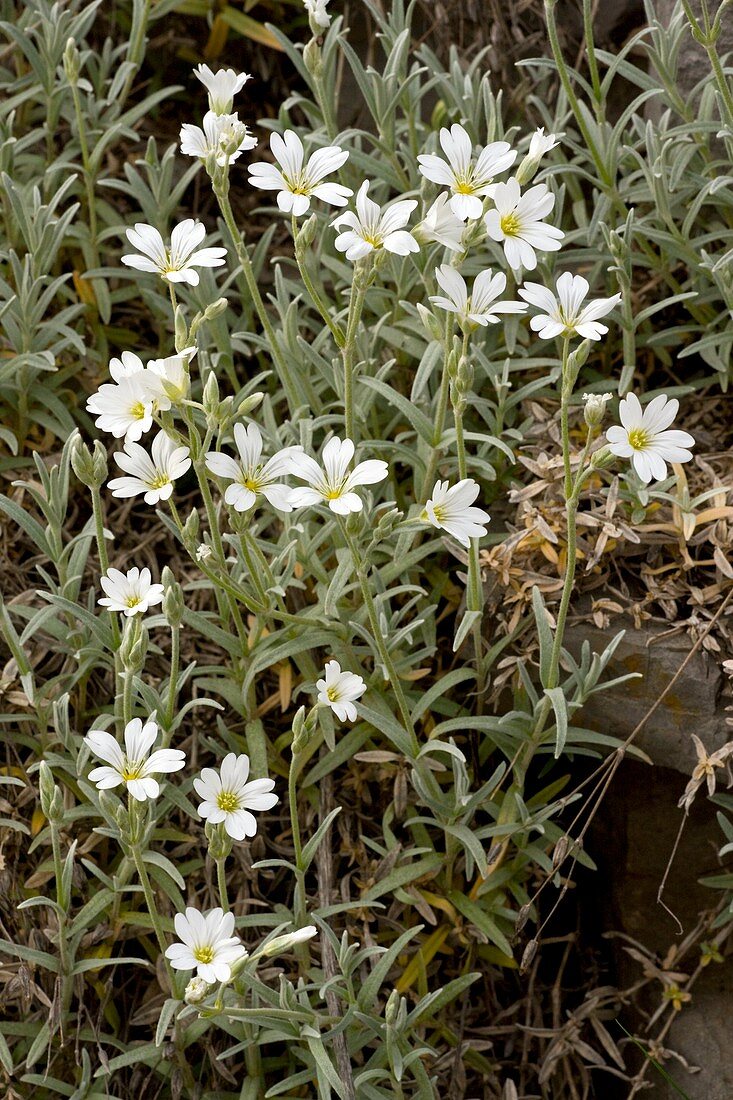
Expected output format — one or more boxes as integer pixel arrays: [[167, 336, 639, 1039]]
[[326, 686, 340, 702], [150, 473, 171, 490], [216, 790, 240, 813], [122, 761, 143, 781], [125, 595, 142, 608], [454, 181, 474, 195], [193, 946, 214, 964], [627, 427, 649, 451], [131, 401, 147, 419], [500, 212, 521, 236], [243, 477, 260, 490]]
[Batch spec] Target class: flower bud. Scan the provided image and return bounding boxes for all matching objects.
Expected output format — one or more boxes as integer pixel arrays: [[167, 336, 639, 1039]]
[[582, 392, 612, 428], [63, 37, 81, 86], [303, 38, 324, 76], [256, 925, 317, 959], [205, 820, 233, 862], [235, 391, 265, 418], [416, 303, 443, 343], [202, 372, 220, 416], [162, 567, 185, 628], [196, 543, 212, 562], [295, 214, 318, 250], [71, 435, 107, 489], [292, 705, 317, 756], [174, 306, 188, 353], [184, 976, 212, 1004], [38, 761, 57, 820], [119, 616, 147, 673], [181, 508, 200, 547], [346, 510, 365, 538], [590, 445, 615, 470]]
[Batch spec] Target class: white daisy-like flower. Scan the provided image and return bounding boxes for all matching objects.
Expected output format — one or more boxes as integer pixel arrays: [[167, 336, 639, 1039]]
[[429, 265, 526, 327], [417, 123, 516, 221], [248, 130, 351, 215], [98, 566, 165, 617], [165, 907, 247, 984], [84, 717, 185, 802], [332, 181, 419, 262], [422, 479, 491, 547], [529, 127, 562, 159], [147, 346, 197, 405], [205, 422, 300, 513], [316, 660, 366, 722], [415, 194, 465, 252], [121, 220, 227, 287], [180, 111, 256, 166], [86, 374, 157, 442], [194, 64, 251, 115], [304, 0, 331, 28], [108, 431, 192, 506], [288, 436, 388, 515], [518, 273, 622, 341], [606, 393, 695, 484], [484, 178, 564, 271], [193, 752, 278, 841]]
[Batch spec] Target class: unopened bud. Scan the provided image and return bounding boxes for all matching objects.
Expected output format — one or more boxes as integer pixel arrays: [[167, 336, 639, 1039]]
[[590, 445, 615, 471], [582, 392, 612, 428], [295, 214, 318, 250], [38, 761, 56, 819], [119, 616, 147, 672], [385, 988, 400, 1028], [303, 38, 323, 76], [416, 303, 443, 343], [184, 976, 212, 1004], [71, 435, 107, 489], [181, 508, 200, 547], [235, 392, 264, 418], [552, 835, 570, 868], [515, 903, 532, 935], [205, 820, 233, 862], [63, 37, 80, 85], [346, 510, 365, 537], [174, 306, 188, 353], [162, 567, 184, 628], [292, 705, 316, 755], [256, 925, 317, 958], [202, 372, 220, 415]]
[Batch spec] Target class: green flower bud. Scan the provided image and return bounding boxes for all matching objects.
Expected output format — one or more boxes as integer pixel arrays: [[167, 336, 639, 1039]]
[[346, 510, 365, 538], [119, 616, 147, 673], [582, 392, 612, 428], [416, 303, 443, 343], [162, 567, 185, 628], [63, 37, 80, 86], [174, 305, 189, 353], [590, 445, 615, 470], [235, 392, 264, 418], [295, 214, 318, 250], [202, 372, 220, 415], [205, 821, 233, 862], [71, 435, 107, 489], [181, 507, 200, 548], [38, 761, 56, 819], [303, 38, 323, 77]]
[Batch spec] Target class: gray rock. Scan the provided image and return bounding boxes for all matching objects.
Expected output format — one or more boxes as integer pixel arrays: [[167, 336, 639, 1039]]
[[565, 616, 726, 774]]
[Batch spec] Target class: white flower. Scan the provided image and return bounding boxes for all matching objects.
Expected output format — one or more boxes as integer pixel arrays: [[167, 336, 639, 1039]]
[[196, 544, 212, 562], [288, 436, 388, 514], [582, 391, 612, 427], [98, 566, 165, 617], [84, 718, 185, 802], [205, 423, 300, 513], [86, 374, 157, 442], [193, 752, 278, 841], [606, 393, 694, 484], [304, 0, 331, 28], [316, 660, 366, 722], [147, 346, 197, 405], [415, 194, 465, 252], [248, 130, 351, 216], [422, 479, 491, 547], [333, 181, 419, 261], [122, 220, 227, 286], [194, 64, 251, 115], [429, 265, 526, 327], [180, 111, 256, 166], [518, 273, 622, 341], [529, 127, 562, 159], [484, 178, 564, 271], [108, 432, 192, 506], [184, 976, 211, 1004], [165, 907, 247, 984], [417, 124, 516, 221]]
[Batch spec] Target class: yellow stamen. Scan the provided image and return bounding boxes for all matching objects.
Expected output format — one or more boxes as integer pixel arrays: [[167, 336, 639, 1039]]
[[627, 428, 649, 451], [216, 790, 240, 813], [500, 212, 521, 236], [193, 946, 214, 964]]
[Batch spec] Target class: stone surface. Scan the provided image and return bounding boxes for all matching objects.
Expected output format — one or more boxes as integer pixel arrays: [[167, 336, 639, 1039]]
[[565, 615, 726, 774], [654, 0, 733, 94]]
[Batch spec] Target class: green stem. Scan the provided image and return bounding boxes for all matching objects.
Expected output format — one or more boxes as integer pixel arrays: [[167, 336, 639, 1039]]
[[120, 0, 152, 107], [216, 857, 230, 914], [288, 753, 307, 927], [131, 842, 173, 971], [70, 81, 99, 268], [453, 395, 484, 678], [341, 263, 370, 442], [213, 178, 305, 415], [342, 526, 418, 755], [91, 486, 120, 649], [420, 314, 454, 498], [164, 623, 179, 736], [292, 215, 345, 346], [50, 822, 73, 1013], [582, 0, 604, 113], [559, 338, 572, 499]]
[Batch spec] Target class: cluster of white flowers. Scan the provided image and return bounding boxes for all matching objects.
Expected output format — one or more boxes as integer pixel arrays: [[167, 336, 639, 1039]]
[[74, 57, 700, 999]]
